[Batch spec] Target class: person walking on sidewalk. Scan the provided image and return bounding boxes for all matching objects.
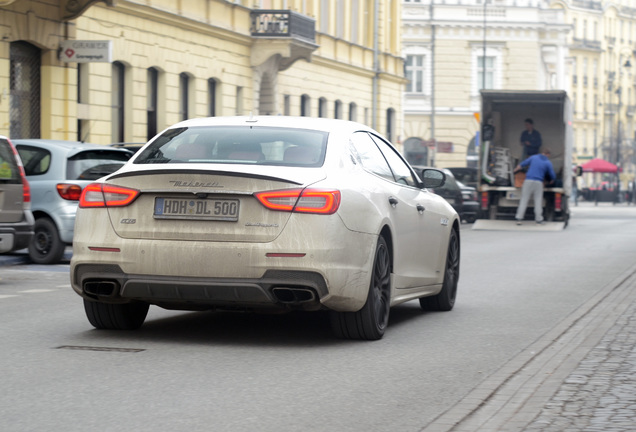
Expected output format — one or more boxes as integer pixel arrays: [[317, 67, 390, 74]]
[[514, 148, 556, 225]]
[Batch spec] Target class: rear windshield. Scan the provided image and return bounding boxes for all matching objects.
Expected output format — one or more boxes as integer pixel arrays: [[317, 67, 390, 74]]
[[67, 151, 131, 180], [134, 126, 328, 167], [0, 138, 20, 184]]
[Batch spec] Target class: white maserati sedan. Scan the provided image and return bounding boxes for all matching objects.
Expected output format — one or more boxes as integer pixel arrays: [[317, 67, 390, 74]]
[[70, 116, 460, 340]]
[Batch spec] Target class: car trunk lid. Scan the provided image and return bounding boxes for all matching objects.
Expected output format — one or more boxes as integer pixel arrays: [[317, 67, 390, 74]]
[[103, 168, 325, 242]]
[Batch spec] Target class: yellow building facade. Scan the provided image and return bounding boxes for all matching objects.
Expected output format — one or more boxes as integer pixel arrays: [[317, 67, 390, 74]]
[[555, 0, 636, 181], [402, 1, 569, 168], [0, 0, 405, 145]]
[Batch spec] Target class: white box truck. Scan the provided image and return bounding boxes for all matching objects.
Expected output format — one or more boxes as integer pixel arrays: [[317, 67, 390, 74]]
[[475, 90, 573, 228]]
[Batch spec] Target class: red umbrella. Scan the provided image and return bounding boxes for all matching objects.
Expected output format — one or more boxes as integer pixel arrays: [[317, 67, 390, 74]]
[[581, 158, 621, 173]]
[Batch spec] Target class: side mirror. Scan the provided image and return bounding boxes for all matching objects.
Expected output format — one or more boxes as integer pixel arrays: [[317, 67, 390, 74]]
[[421, 168, 446, 189]]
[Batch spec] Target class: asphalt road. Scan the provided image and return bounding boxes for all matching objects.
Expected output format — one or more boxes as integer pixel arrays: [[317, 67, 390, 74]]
[[1, 202, 635, 432]]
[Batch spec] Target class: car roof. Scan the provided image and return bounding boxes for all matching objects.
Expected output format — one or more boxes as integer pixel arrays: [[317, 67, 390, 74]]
[[12, 139, 132, 156]]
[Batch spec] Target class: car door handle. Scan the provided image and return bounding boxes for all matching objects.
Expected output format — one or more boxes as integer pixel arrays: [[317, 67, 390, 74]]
[[388, 196, 398, 207], [416, 204, 426, 214]]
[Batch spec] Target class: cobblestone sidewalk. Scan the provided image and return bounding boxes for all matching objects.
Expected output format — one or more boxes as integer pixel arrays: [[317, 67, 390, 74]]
[[422, 265, 636, 432], [525, 297, 636, 432]]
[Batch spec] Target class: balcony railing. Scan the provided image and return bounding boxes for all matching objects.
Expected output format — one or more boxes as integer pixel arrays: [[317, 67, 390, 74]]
[[571, 38, 602, 51], [572, 0, 602, 10], [250, 10, 316, 44]]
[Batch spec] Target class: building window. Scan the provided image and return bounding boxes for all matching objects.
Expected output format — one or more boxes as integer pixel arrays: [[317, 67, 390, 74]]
[[208, 78, 218, 117], [10, 41, 41, 139], [386, 108, 395, 143], [319, 97, 327, 117], [77, 63, 89, 142], [147, 67, 159, 140], [477, 56, 495, 90], [284, 94, 290, 116], [320, 0, 329, 33], [179, 72, 189, 121], [405, 54, 426, 93], [301, 94, 310, 116], [236, 86, 243, 115], [112, 61, 126, 143], [349, 102, 357, 122], [334, 100, 342, 119]]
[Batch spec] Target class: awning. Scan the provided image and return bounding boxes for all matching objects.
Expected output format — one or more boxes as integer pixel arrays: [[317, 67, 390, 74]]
[[581, 158, 621, 173]]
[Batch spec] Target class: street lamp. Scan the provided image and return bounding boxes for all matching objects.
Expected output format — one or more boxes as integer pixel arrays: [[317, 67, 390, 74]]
[[614, 58, 631, 202]]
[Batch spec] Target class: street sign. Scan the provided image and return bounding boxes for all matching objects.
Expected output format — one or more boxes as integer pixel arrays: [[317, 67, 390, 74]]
[[59, 40, 112, 63]]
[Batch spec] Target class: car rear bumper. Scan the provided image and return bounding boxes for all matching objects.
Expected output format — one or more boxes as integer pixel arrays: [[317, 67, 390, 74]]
[[0, 211, 35, 253], [70, 229, 378, 312]]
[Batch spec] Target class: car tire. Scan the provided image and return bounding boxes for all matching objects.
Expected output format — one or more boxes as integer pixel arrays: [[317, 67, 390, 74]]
[[83, 299, 149, 330], [330, 236, 391, 340], [420, 228, 459, 312], [28, 217, 66, 264]]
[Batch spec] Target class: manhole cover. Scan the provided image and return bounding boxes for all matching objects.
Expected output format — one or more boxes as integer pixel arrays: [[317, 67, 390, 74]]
[[56, 345, 145, 353]]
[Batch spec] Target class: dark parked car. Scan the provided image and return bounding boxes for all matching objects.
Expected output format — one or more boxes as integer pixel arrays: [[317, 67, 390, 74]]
[[0, 136, 34, 254], [414, 166, 478, 223], [457, 180, 478, 223], [109, 142, 146, 154], [447, 167, 477, 188]]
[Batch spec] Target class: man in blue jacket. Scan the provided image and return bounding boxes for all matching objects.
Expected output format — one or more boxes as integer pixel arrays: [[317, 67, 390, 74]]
[[514, 148, 556, 225]]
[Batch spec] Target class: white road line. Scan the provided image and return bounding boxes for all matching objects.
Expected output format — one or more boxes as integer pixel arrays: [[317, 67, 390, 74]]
[[19, 289, 55, 293], [56, 285, 71, 289], [0, 295, 19, 299]]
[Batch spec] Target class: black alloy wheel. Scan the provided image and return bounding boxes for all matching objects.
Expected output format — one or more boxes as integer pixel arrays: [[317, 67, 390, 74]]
[[420, 228, 459, 311], [28, 217, 66, 264], [330, 236, 392, 340]]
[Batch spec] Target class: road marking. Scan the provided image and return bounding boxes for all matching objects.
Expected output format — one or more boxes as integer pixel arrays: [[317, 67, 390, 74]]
[[56, 285, 71, 289], [56, 345, 146, 353], [19, 289, 56, 293], [0, 295, 19, 299]]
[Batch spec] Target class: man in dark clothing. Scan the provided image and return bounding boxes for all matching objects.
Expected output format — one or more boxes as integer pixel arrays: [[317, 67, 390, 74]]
[[520, 118, 542, 159], [514, 148, 556, 224]]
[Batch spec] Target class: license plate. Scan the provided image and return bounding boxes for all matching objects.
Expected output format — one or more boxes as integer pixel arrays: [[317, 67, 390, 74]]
[[506, 191, 521, 200], [154, 197, 239, 221]]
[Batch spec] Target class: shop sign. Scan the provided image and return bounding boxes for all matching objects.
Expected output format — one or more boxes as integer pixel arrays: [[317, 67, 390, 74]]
[[60, 40, 112, 63]]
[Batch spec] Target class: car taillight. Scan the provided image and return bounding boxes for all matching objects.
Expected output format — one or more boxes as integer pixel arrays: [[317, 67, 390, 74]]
[[57, 183, 83, 201], [9, 141, 30, 203], [79, 183, 140, 208], [555, 193, 562, 211], [21, 172, 30, 203], [255, 188, 341, 215], [480, 192, 489, 210]]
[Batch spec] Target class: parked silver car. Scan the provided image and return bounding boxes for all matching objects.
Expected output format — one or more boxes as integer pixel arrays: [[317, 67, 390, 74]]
[[70, 116, 460, 340], [13, 140, 132, 264], [0, 136, 34, 253]]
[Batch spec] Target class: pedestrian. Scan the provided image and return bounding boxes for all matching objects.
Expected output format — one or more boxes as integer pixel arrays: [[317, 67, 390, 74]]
[[514, 148, 556, 225], [520, 118, 542, 159]]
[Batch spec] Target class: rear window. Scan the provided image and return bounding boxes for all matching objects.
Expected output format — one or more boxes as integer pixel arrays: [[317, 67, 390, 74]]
[[17, 145, 51, 176], [134, 126, 328, 167], [0, 138, 21, 184], [67, 151, 131, 180]]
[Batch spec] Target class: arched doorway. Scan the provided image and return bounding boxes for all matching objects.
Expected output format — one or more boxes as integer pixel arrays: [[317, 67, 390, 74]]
[[10, 41, 41, 139]]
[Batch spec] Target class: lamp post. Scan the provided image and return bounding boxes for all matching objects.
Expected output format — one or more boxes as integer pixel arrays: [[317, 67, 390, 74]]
[[615, 58, 631, 203]]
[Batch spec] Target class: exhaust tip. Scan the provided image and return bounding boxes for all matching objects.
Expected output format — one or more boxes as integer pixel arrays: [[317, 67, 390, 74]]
[[84, 281, 119, 297], [272, 287, 316, 304]]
